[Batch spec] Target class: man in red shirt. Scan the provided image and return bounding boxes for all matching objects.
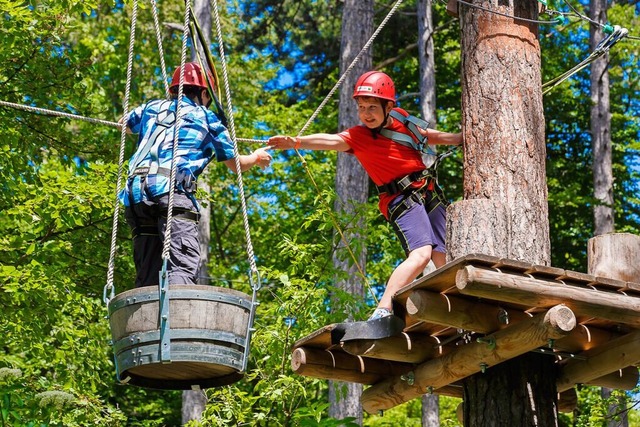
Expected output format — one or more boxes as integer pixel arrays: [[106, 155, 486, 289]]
[[268, 71, 462, 321]]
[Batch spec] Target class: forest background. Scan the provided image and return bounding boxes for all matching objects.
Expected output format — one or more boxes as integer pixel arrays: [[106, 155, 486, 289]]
[[1, 0, 639, 425]]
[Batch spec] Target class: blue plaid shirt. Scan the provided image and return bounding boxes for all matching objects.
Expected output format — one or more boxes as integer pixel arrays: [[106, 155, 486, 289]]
[[119, 96, 235, 208]]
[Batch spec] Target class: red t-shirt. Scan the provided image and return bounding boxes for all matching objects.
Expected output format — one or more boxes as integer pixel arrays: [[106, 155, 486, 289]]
[[339, 108, 426, 218]]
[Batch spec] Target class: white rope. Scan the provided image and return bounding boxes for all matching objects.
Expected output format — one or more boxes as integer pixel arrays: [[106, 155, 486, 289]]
[[161, 1, 192, 261], [297, 0, 405, 136], [211, 0, 259, 279], [0, 99, 121, 128], [150, 0, 171, 98], [236, 137, 267, 144], [104, 0, 139, 305]]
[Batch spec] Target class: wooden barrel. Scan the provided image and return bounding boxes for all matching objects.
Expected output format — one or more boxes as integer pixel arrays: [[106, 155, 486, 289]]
[[108, 284, 252, 390]]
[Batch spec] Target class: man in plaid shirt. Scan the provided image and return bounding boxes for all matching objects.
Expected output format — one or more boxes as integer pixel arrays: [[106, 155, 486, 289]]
[[120, 62, 271, 288]]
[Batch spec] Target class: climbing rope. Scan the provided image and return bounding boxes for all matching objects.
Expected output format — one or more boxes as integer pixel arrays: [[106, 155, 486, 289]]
[[298, 0, 404, 136], [209, 0, 263, 371], [104, 0, 139, 305], [159, 3, 192, 264], [542, 25, 628, 95], [210, 0, 260, 281], [150, 0, 171, 98], [288, 0, 407, 305], [0, 99, 121, 128]]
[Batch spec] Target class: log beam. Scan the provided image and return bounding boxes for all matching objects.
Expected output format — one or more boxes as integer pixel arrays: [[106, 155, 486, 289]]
[[291, 347, 413, 385], [361, 305, 576, 413], [456, 265, 640, 327], [557, 329, 640, 392], [405, 289, 530, 333], [340, 332, 447, 363], [554, 323, 619, 353], [585, 366, 639, 391]]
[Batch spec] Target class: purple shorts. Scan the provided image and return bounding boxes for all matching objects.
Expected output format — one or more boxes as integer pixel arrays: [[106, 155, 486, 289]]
[[388, 192, 446, 255]]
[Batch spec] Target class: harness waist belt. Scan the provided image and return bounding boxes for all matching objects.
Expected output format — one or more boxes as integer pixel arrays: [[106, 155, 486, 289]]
[[131, 167, 172, 177], [376, 169, 434, 195]]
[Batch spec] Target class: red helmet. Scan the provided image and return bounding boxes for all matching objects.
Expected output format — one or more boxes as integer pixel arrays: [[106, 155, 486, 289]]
[[169, 62, 213, 93], [352, 71, 396, 103]]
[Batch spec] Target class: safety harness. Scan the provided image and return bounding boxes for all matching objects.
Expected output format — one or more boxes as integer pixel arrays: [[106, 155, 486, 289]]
[[379, 110, 434, 155], [375, 110, 455, 222], [125, 100, 201, 230]]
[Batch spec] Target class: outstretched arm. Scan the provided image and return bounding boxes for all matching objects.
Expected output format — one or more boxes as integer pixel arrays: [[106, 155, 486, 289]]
[[422, 129, 463, 146], [224, 146, 272, 173], [267, 133, 350, 152]]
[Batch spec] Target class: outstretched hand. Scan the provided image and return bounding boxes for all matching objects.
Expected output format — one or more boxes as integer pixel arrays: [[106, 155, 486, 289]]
[[267, 135, 297, 150], [252, 146, 272, 170]]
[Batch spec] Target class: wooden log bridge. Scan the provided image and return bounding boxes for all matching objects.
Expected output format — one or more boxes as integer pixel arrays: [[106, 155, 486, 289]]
[[291, 254, 640, 414]]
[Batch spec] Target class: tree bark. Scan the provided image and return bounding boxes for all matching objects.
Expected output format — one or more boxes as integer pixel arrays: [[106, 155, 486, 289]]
[[590, 0, 614, 236], [418, 0, 437, 126], [590, 0, 619, 418], [328, 0, 373, 424], [185, 0, 212, 423], [460, 0, 549, 264], [457, 0, 555, 425]]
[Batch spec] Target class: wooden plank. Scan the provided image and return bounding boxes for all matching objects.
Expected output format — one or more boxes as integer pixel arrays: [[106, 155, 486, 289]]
[[491, 258, 535, 274], [292, 324, 339, 350], [557, 329, 640, 392], [523, 264, 568, 280], [395, 254, 501, 302], [433, 384, 463, 399], [360, 305, 576, 414], [456, 265, 640, 327], [592, 276, 629, 291], [555, 270, 596, 285], [622, 281, 640, 293]]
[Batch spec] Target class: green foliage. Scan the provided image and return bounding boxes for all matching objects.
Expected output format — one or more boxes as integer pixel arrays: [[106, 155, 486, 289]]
[[0, 0, 638, 425], [542, 1, 640, 271]]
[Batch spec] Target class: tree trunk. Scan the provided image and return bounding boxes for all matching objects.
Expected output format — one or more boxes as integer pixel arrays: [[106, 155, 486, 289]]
[[328, 0, 373, 424], [589, 0, 620, 419], [417, 1, 440, 424], [184, 0, 211, 423], [588, 234, 638, 426], [590, 0, 614, 236], [456, 1, 555, 425], [418, 0, 437, 126], [181, 389, 207, 425]]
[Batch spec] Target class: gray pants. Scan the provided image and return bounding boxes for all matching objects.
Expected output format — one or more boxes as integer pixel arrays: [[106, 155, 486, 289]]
[[125, 193, 200, 288]]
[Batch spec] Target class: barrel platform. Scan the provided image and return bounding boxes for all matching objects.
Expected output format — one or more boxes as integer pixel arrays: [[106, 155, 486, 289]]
[[108, 284, 252, 390]]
